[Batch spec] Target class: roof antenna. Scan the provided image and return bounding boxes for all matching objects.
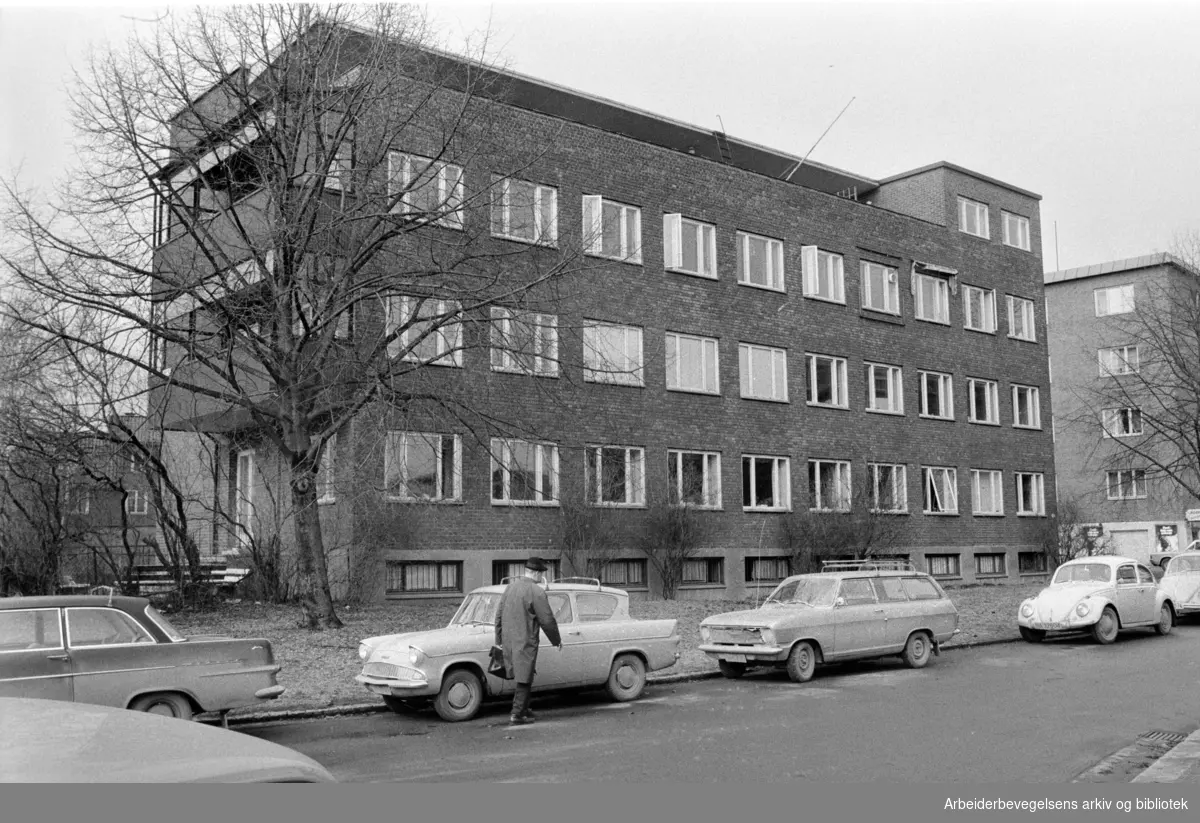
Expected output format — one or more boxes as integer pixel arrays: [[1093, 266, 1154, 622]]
[[784, 96, 856, 182]]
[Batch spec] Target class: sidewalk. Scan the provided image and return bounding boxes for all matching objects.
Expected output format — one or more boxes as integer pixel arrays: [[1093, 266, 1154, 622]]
[[1133, 730, 1200, 784]]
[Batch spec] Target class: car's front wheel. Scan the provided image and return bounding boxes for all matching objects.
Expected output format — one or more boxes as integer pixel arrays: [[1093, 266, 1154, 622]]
[[1155, 603, 1174, 636], [717, 659, 746, 679], [433, 669, 484, 722], [1019, 626, 1046, 643], [1091, 606, 1120, 645], [606, 653, 647, 702], [130, 692, 194, 721], [785, 641, 816, 683], [902, 631, 933, 668]]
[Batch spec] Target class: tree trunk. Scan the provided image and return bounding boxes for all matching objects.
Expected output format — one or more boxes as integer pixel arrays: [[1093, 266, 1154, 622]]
[[289, 464, 342, 629]]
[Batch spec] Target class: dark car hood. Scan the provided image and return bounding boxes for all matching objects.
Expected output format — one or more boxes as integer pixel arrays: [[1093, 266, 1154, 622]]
[[0, 698, 334, 783]]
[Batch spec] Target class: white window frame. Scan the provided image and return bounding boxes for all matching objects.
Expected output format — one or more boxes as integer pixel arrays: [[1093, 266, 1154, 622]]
[[963, 285, 997, 333], [739, 343, 788, 402], [668, 450, 722, 509], [124, 489, 149, 516], [388, 151, 464, 230], [582, 195, 642, 263], [386, 296, 463, 366], [914, 272, 950, 324], [317, 434, 336, 504], [864, 362, 904, 415], [585, 445, 646, 507], [968, 378, 1000, 425], [742, 454, 791, 512], [919, 370, 954, 420], [1094, 284, 1135, 316], [583, 322, 644, 387], [491, 438, 559, 506], [861, 261, 900, 315], [235, 449, 256, 546], [1099, 345, 1140, 375], [808, 459, 852, 512], [1017, 472, 1047, 514], [807, 353, 848, 408], [1012, 384, 1041, 429], [922, 466, 959, 515], [736, 231, 785, 291], [1002, 211, 1030, 251], [666, 332, 720, 395], [1102, 407, 1143, 438], [971, 469, 1004, 516], [801, 246, 845, 303], [490, 176, 558, 246], [958, 196, 990, 239], [665, 214, 717, 279], [385, 432, 462, 502], [1106, 469, 1146, 501], [1007, 295, 1036, 341], [868, 462, 908, 513], [490, 307, 559, 377]]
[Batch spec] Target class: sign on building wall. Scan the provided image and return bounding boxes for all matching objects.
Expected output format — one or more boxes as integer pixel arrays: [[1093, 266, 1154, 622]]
[[1084, 525, 1104, 540], [1185, 509, 1200, 522], [1156, 524, 1180, 552]]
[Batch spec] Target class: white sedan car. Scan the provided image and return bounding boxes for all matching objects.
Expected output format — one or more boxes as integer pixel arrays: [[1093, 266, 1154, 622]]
[[1157, 552, 1200, 617], [1017, 556, 1176, 644]]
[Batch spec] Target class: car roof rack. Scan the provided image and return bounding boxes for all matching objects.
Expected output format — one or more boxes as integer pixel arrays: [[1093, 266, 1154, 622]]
[[550, 577, 603, 590], [821, 559, 917, 572]]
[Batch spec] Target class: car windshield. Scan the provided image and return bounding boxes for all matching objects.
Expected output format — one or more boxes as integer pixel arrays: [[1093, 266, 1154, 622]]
[[450, 593, 501, 626], [1053, 563, 1112, 585], [763, 577, 838, 607], [1166, 555, 1200, 575], [143, 605, 186, 641]]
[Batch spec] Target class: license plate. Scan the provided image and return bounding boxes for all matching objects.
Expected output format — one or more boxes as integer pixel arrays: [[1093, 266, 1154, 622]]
[[1039, 622, 1064, 630], [722, 654, 747, 663]]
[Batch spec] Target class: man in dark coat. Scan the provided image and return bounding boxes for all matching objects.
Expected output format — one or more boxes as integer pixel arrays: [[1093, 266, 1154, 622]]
[[495, 556, 561, 726]]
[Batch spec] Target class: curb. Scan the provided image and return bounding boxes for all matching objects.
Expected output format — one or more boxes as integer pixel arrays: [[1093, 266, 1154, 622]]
[[226, 635, 1020, 727]]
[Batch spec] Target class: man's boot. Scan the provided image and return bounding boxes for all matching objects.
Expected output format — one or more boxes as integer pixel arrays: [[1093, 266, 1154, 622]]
[[509, 683, 533, 726]]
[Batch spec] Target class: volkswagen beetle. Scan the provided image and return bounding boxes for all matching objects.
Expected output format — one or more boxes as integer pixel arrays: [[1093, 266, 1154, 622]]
[[1156, 551, 1200, 618], [1017, 556, 1175, 644]]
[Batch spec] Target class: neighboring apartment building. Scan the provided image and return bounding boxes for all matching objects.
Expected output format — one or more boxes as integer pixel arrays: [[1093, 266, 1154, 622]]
[[1045, 254, 1200, 563], [152, 32, 1055, 601]]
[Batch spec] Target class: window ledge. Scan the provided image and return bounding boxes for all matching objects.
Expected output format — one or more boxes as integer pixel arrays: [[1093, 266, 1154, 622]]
[[666, 266, 717, 281], [491, 231, 558, 249], [585, 252, 643, 266], [918, 414, 956, 422], [1007, 335, 1038, 343], [386, 497, 465, 506], [667, 387, 722, 397], [869, 510, 910, 516], [806, 402, 851, 411], [492, 367, 559, 379], [915, 317, 951, 326], [923, 512, 961, 517], [1012, 424, 1043, 431], [678, 583, 726, 590], [964, 327, 997, 335], [743, 506, 792, 514], [860, 309, 904, 326], [866, 408, 905, 417], [802, 293, 847, 306], [968, 420, 1002, 427], [491, 501, 561, 508], [589, 503, 647, 510], [404, 357, 464, 369], [1017, 512, 1048, 518], [972, 512, 1006, 518], [584, 378, 646, 389], [740, 394, 789, 404], [737, 279, 786, 294], [1019, 571, 1050, 577], [975, 573, 1008, 579]]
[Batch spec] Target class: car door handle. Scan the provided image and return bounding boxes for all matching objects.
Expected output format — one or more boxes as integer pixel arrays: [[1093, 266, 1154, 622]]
[[567, 631, 582, 636], [46, 654, 70, 661]]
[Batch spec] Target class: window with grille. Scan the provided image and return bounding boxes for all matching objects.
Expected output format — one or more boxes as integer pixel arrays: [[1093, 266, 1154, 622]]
[[386, 561, 462, 593]]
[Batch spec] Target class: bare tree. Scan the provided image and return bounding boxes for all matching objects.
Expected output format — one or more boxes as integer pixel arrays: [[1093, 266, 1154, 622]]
[[780, 486, 903, 574], [1037, 498, 1111, 570], [0, 5, 588, 627]]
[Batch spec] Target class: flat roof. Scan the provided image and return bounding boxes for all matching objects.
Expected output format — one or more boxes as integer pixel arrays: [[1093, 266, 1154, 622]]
[[1044, 252, 1199, 285], [877, 161, 1041, 201]]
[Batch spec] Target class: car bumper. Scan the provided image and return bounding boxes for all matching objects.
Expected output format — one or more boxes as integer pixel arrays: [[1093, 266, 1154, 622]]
[[355, 673, 433, 697], [698, 643, 784, 662], [1018, 614, 1096, 632], [254, 685, 286, 700]]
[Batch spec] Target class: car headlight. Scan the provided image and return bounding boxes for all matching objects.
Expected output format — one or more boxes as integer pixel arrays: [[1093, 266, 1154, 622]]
[[358, 642, 371, 661], [759, 628, 775, 646], [1020, 602, 1034, 618], [1076, 602, 1091, 618], [409, 646, 426, 666], [699, 626, 711, 643]]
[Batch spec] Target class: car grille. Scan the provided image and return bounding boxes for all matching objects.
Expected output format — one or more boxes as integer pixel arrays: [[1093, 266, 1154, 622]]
[[361, 661, 420, 681], [710, 626, 767, 646]]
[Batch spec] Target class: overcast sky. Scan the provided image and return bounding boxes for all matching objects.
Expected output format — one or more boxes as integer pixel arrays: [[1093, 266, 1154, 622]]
[[3, 1, 1199, 273]]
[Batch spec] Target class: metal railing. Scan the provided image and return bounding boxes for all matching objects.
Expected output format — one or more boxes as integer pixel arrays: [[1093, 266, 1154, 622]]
[[821, 559, 916, 572]]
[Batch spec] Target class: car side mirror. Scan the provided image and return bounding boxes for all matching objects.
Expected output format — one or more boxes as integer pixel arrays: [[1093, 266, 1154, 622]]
[[834, 596, 846, 608]]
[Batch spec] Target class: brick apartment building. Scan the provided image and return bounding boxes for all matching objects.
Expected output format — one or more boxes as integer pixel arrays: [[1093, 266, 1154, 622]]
[[152, 31, 1056, 602], [1045, 253, 1200, 562]]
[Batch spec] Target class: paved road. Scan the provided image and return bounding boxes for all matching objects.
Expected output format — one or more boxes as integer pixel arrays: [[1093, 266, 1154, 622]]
[[242, 623, 1200, 782]]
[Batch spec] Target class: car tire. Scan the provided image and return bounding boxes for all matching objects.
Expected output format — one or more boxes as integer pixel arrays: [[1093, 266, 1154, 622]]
[[130, 692, 194, 721], [1155, 603, 1174, 636], [717, 660, 747, 679], [1091, 606, 1119, 645], [433, 669, 484, 722], [1019, 626, 1046, 643], [902, 631, 933, 668], [606, 653, 647, 702], [785, 641, 816, 683]]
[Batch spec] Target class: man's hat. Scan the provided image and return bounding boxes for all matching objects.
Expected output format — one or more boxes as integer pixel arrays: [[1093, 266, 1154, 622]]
[[525, 556, 548, 572]]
